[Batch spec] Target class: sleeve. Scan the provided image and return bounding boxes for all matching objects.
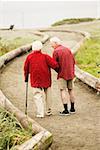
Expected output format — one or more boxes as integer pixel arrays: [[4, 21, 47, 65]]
[[71, 52, 76, 65], [52, 51, 59, 72], [24, 56, 29, 82], [45, 54, 59, 70], [69, 49, 76, 65], [53, 51, 59, 62]]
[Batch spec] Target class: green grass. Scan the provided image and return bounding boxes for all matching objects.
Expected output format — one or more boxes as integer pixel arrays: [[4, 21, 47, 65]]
[[0, 36, 38, 56], [75, 38, 100, 78], [0, 107, 33, 150], [52, 18, 97, 26]]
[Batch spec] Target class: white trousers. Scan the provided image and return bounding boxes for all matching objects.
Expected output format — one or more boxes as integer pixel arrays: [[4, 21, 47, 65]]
[[44, 87, 52, 112], [33, 87, 51, 117]]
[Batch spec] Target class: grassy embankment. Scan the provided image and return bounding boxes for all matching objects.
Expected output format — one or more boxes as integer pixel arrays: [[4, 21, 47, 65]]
[[52, 18, 100, 78], [52, 18, 97, 26], [75, 30, 100, 78], [0, 32, 39, 56], [0, 107, 33, 150]]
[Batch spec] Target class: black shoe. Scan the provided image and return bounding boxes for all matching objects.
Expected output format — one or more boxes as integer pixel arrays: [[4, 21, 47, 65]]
[[70, 108, 75, 114], [59, 110, 70, 116]]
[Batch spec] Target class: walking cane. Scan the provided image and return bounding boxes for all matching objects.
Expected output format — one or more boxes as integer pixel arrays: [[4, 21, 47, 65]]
[[25, 81, 28, 115]]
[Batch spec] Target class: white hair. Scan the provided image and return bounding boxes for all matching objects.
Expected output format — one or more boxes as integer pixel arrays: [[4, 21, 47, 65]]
[[32, 41, 43, 51], [50, 37, 61, 45]]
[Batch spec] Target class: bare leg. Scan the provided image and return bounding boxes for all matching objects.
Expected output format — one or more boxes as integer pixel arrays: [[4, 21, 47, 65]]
[[68, 89, 75, 103], [60, 89, 69, 104], [59, 89, 70, 115], [68, 89, 75, 113]]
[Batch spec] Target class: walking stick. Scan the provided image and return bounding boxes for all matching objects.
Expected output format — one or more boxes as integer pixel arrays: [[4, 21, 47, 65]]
[[25, 82, 28, 115]]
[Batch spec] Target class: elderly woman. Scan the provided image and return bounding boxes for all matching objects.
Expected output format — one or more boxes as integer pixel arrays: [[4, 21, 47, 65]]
[[24, 41, 58, 118], [50, 37, 76, 115]]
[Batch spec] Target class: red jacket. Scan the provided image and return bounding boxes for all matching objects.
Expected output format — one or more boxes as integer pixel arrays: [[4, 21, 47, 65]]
[[53, 45, 75, 80], [24, 50, 58, 88]]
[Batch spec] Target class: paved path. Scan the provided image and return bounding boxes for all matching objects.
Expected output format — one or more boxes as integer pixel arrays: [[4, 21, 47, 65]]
[[0, 24, 100, 150]]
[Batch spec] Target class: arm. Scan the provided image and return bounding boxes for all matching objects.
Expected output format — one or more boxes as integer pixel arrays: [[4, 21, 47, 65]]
[[71, 52, 76, 65], [45, 54, 59, 70], [53, 51, 59, 62], [53, 51, 59, 72], [68, 48, 76, 65], [24, 56, 29, 82]]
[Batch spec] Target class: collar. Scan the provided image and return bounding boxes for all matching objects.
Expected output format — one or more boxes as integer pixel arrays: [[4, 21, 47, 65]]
[[33, 50, 41, 53], [55, 45, 62, 50]]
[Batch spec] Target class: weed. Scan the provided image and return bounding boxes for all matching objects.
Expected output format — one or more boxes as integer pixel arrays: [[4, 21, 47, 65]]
[[0, 107, 33, 150]]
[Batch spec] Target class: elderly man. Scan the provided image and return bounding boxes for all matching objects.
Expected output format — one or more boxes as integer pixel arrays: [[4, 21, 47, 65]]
[[24, 41, 58, 118], [50, 37, 75, 115]]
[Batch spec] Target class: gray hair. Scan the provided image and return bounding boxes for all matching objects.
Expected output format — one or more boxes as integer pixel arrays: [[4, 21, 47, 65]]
[[50, 37, 61, 45], [32, 41, 43, 51]]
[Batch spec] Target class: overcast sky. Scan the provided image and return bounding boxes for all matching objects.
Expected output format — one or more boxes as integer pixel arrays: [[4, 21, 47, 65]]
[[0, 1, 100, 28]]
